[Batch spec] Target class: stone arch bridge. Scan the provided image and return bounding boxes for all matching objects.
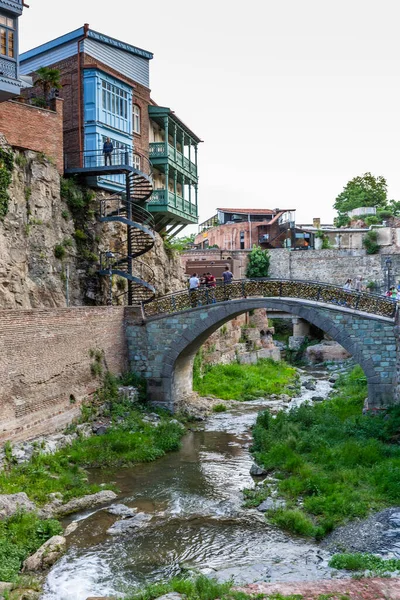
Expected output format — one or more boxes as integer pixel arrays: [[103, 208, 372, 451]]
[[126, 279, 399, 410]]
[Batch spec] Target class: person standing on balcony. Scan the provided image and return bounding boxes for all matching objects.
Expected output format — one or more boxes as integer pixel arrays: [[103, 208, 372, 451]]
[[103, 138, 114, 166]]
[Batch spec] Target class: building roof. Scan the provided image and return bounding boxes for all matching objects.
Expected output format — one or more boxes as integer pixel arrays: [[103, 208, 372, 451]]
[[217, 208, 295, 215], [20, 25, 153, 63], [149, 105, 202, 143]]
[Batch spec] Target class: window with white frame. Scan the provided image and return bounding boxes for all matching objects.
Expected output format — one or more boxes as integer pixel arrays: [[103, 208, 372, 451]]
[[0, 15, 15, 58], [101, 80, 128, 119], [133, 105, 141, 134], [133, 154, 141, 170]]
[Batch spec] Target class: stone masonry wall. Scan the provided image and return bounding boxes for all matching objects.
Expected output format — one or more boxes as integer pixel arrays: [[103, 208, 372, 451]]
[[127, 299, 398, 410], [0, 99, 64, 173], [0, 306, 127, 442]]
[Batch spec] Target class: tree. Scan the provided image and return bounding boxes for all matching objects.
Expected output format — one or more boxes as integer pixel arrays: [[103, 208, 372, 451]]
[[334, 173, 388, 223], [34, 67, 61, 106], [245, 246, 270, 278]]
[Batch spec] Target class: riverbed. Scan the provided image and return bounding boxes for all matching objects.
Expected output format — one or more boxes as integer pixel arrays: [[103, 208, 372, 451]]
[[41, 368, 344, 600]]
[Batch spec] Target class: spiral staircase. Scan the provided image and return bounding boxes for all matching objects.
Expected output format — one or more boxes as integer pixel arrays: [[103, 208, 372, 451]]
[[64, 148, 156, 305]]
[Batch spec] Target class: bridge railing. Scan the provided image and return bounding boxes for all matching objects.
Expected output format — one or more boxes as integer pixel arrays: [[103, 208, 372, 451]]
[[143, 278, 398, 319]]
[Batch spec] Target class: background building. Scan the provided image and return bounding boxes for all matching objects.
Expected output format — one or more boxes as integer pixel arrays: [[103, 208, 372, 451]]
[[0, 0, 31, 101]]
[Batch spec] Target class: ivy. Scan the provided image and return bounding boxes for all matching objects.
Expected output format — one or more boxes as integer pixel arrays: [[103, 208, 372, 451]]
[[0, 147, 14, 220]]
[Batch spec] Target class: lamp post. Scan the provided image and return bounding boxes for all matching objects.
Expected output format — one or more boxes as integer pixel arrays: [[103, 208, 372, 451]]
[[385, 256, 392, 293], [106, 251, 115, 305]]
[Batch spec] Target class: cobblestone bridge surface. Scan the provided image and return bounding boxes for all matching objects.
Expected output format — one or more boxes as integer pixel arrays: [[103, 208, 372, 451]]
[[126, 297, 399, 410]]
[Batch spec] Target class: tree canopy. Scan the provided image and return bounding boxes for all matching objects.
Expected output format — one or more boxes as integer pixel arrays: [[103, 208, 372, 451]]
[[334, 172, 388, 215], [246, 246, 270, 278]]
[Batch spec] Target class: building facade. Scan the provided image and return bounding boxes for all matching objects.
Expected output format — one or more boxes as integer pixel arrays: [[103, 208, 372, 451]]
[[20, 25, 200, 234], [0, 0, 29, 101], [195, 208, 311, 250]]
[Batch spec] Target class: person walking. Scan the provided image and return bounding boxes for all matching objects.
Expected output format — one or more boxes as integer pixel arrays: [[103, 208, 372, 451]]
[[343, 279, 352, 291], [354, 277, 363, 292], [205, 272, 217, 303], [103, 137, 114, 166]]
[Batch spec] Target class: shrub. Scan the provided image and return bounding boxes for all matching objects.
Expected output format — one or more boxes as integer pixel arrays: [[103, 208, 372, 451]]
[[212, 403, 227, 413], [363, 230, 379, 254], [54, 244, 65, 260], [0, 147, 14, 220], [329, 552, 400, 574], [246, 245, 270, 278]]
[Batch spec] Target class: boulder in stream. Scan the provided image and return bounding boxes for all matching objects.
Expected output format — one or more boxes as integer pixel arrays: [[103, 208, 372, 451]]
[[257, 498, 286, 512], [0, 492, 36, 519], [250, 463, 269, 476], [107, 504, 138, 518], [40, 490, 117, 518], [23, 535, 66, 571], [107, 512, 152, 535]]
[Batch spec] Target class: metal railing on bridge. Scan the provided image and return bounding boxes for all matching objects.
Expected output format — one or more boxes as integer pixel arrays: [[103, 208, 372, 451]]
[[143, 278, 398, 320]]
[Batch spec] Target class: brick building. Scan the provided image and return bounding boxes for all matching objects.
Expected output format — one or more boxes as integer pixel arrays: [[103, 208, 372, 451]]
[[195, 208, 313, 250], [20, 25, 200, 235]]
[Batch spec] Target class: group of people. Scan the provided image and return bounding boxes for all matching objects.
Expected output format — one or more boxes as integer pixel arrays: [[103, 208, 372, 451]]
[[343, 277, 364, 292], [385, 285, 400, 300], [188, 266, 233, 306]]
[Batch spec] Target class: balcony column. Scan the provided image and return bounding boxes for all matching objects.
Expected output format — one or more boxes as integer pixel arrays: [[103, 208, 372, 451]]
[[188, 137, 192, 173], [164, 116, 169, 156], [173, 123, 177, 162], [165, 163, 169, 207], [181, 130, 185, 167], [194, 183, 198, 218], [189, 181, 192, 215], [194, 144, 198, 175], [174, 169, 177, 207]]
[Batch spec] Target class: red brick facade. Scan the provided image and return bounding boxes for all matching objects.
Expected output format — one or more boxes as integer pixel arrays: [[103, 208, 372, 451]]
[[0, 306, 127, 441], [0, 98, 64, 173]]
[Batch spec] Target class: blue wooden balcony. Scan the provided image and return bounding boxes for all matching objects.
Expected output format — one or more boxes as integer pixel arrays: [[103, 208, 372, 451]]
[[0, 0, 23, 14], [148, 189, 198, 224], [149, 142, 198, 179]]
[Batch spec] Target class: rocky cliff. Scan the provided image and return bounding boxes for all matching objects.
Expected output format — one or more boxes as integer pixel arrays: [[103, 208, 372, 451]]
[[0, 137, 185, 309]]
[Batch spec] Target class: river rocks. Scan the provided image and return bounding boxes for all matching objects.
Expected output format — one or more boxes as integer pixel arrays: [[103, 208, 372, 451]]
[[106, 504, 138, 518], [8, 589, 40, 600], [257, 498, 286, 512], [64, 521, 79, 536], [106, 512, 152, 535], [0, 493, 36, 519], [0, 582, 13, 595], [41, 490, 117, 518], [302, 380, 316, 391], [305, 341, 351, 364], [250, 463, 269, 476], [311, 396, 324, 402], [23, 535, 66, 572]]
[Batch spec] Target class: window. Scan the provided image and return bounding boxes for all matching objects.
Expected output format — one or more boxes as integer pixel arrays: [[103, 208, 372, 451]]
[[0, 15, 15, 59], [240, 231, 245, 250], [101, 80, 128, 119], [133, 154, 141, 170], [133, 105, 141, 134]]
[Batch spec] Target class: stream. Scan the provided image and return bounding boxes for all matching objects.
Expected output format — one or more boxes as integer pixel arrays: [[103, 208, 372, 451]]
[[41, 368, 345, 600]]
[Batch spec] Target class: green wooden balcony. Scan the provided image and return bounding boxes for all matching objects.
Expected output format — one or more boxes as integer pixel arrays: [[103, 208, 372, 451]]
[[148, 189, 198, 223], [149, 142, 198, 179]]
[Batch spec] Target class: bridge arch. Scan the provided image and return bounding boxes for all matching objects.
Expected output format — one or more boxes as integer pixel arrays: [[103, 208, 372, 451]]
[[128, 297, 398, 411]]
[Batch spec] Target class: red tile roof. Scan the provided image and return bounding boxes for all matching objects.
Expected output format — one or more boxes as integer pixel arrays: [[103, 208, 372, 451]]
[[217, 208, 294, 215]]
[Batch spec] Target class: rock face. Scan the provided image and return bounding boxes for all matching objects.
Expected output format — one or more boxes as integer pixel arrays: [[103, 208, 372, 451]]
[[201, 309, 280, 366], [107, 511, 152, 535], [23, 535, 66, 571], [0, 140, 186, 310], [306, 341, 351, 363], [0, 492, 36, 519]]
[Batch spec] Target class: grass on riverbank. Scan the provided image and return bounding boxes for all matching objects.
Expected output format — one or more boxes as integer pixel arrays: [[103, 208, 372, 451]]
[[329, 552, 400, 575], [250, 365, 400, 539], [0, 373, 185, 506], [193, 357, 297, 401]]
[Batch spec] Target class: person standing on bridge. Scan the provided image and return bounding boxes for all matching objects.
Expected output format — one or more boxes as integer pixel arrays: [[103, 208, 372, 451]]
[[189, 273, 200, 307], [103, 137, 114, 166], [343, 279, 352, 291], [223, 265, 233, 300]]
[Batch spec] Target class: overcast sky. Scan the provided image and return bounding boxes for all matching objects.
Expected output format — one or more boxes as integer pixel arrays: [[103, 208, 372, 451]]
[[20, 0, 400, 228]]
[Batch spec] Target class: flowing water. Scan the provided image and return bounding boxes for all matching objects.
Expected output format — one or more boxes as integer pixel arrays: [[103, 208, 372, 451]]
[[42, 369, 342, 600]]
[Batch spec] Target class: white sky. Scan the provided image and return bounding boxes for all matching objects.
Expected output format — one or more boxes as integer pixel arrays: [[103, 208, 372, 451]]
[[20, 0, 400, 230]]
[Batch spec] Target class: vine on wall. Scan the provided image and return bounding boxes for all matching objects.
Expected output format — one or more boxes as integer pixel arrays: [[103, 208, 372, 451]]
[[0, 148, 14, 220]]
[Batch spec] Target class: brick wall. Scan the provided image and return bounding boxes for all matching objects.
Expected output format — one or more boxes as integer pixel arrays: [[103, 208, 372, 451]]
[[0, 98, 64, 173], [0, 306, 127, 442]]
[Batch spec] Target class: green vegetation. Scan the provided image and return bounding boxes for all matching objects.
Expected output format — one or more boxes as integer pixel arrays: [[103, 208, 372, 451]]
[[54, 244, 65, 260], [162, 233, 196, 256], [34, 67, 61, 107], [0, 147, 14, 220], [194, 357, 297, 401], [334, 172, 387, 218], [250, 365, 400, 538], [242, 484, 270, 508], [363, 230, 379, 254], [329, 552, 400, 575], [0, 373, 184, 505], [0, 513, 62, 582], [245, 245, 270, 278], [315, 229, 330, 249], [212, 403, 227, 413]]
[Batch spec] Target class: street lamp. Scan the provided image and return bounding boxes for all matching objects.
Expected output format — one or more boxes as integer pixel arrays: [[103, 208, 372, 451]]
[[106, 251, 115, 305], [385, 256, 392, 293]]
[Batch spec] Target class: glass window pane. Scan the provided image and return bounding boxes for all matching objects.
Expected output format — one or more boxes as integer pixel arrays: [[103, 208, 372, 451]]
[[102, 89, 106, 109], [0, 17, 5, 26], [8, 31, 13, 57], [0, 29, 6, 56], [6, 18, 13, 28]]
